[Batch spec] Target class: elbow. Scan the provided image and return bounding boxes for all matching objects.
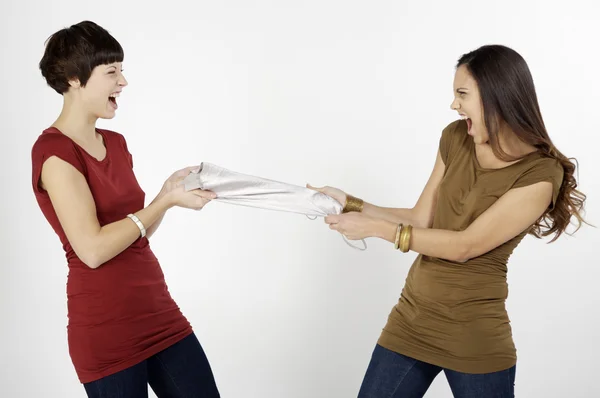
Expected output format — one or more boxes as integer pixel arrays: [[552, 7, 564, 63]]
[[85, 256, 102, 269], [451, 251, 471, 263], [449, 235, 474, 263], [76, 246, 103, 269], [80, 253, 101, 269], [71, 233, 105, 269]]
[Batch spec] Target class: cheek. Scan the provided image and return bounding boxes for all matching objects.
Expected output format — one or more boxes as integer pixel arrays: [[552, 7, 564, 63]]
[[82, 88, 105, 104], [465, 104, 479, 120], [94, 92, 109, 107], [471, 112, 485, 132]]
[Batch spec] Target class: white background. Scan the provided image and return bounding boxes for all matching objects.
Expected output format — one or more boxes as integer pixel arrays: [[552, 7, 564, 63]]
[[2, 1, 599, 397]]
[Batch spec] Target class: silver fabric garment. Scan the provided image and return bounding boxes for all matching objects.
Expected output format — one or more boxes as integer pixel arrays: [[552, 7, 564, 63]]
[[182, 162, 366, 250]]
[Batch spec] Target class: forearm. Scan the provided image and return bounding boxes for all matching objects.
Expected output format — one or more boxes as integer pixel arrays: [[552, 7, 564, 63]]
[[372, 219, 469, 262], [362, 202, 429, 228], [145, 212, 166, 239], [87, 195, 172, 268], [145, 193, 168, 239]]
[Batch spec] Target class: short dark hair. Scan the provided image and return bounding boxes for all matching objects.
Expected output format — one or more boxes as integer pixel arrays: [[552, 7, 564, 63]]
[[39, 20, 124, 95]]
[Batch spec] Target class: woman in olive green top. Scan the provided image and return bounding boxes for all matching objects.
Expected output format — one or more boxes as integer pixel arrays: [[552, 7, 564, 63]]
[[309, 45, 587, 397]]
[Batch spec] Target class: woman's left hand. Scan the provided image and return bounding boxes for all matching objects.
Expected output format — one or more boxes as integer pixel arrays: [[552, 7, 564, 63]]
[[324, 212, 381, 240]]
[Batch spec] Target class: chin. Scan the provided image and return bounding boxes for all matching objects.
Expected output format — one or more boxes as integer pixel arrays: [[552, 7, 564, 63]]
[[98, 111, 116, 120]]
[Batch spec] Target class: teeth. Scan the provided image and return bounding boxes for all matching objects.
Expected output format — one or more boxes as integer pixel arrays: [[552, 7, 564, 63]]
[[109, 93, 120, 98]]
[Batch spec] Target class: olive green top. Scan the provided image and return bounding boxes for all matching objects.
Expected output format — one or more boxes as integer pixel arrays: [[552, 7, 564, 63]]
[[377, 119, 564, 373]]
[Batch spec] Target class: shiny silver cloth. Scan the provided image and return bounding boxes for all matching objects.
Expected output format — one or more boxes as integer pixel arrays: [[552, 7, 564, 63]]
[[182, 162, 366, 250]]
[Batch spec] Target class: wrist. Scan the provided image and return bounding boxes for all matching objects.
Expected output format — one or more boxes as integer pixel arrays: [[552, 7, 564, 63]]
[[151, 189, 166, 205], [373, 219, 396, 241], [155, 191, 174, 211]]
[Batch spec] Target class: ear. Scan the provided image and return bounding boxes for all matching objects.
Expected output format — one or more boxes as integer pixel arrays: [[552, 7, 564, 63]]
[[68, 77, 81, 89]]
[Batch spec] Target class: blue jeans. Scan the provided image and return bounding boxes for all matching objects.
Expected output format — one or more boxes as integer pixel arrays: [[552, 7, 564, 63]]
[[358, 344, 516, 398], [83, 332, 219, 398]]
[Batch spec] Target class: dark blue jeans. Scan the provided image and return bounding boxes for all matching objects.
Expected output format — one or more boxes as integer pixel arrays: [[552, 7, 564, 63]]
[[83, 332, 220, 398], [358, 344, 516, 398]]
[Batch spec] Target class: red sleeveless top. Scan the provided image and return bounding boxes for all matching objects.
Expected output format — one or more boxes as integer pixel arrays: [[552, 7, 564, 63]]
[[31, 127, 192, 383]]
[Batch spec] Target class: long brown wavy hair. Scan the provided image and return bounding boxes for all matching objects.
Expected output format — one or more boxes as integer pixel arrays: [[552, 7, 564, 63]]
[[457, 45, 588, 242]]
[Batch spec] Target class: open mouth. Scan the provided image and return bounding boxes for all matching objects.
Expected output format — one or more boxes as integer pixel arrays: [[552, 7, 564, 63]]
[[109, 92, 120, 109], [460, 115, 472, 134]]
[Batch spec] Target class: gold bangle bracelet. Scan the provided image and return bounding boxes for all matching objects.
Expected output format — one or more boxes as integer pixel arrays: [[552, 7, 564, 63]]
[[399, 226, 407, 252], [343, 194, 364, 213], [394, 223, 403, 250], [399, 224, 413, 253], [406, 225, 414, 253]]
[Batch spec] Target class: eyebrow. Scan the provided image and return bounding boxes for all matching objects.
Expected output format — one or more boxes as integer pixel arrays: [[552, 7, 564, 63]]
[[456, 87, 469, 92]]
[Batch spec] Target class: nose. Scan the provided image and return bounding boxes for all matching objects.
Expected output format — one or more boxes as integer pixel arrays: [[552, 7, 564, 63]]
[[450, 98, 460, 111], [118, 71, 128, 87]]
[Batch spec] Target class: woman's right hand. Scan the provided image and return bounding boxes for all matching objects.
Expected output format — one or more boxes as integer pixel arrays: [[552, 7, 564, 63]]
[[160, 166, 216, 210], [306, 184, 347, 207]]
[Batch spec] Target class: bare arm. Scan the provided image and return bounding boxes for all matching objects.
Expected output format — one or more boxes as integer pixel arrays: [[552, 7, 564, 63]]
[[361, 149, 446, 228], [371, 181, 554, 262], [40, 156, 173, 268], [144, 198, 167, 239]]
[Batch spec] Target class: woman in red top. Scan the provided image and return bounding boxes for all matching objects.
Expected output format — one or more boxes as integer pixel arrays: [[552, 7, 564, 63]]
[[31, 21, 220, 397]]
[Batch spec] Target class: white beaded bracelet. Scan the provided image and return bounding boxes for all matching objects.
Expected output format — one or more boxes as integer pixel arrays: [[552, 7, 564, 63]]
[[127, 213, 146, 238]]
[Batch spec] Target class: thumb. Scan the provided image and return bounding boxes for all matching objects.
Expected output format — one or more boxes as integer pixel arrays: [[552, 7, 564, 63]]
[[181, 165, 200, 175]]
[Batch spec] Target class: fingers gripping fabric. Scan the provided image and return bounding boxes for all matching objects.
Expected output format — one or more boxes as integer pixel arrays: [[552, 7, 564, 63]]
[[182, 162, 366, 250]]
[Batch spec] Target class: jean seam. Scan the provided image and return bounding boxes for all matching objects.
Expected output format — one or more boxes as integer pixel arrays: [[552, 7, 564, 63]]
[[155, 354, 184, 397], [389, 358, 418, 397]]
